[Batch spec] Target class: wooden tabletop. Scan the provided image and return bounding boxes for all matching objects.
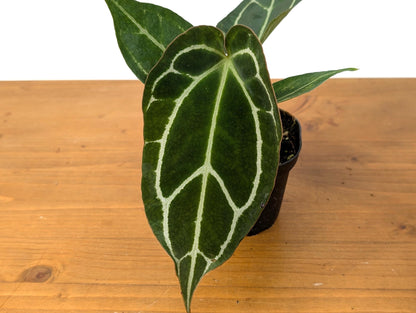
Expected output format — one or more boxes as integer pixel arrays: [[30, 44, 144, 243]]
[[0, 79, 415, 313]]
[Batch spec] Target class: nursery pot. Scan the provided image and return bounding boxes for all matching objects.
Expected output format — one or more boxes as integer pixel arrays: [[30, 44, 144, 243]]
[[248, 109, 302, 236]]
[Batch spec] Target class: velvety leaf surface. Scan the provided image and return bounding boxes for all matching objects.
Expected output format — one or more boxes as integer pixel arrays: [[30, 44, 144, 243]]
[[141, 25, 281, 312], [273, 68, 358, 102], [105, 0, 192, 82], [217, 0, 302, 42]]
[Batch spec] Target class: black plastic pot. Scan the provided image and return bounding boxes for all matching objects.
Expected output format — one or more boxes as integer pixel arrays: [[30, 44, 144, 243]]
[[248, 109, 302, 236]]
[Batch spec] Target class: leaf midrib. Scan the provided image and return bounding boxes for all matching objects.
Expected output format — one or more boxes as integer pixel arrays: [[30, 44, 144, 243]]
[[109, 0, 165, 51], [185, 60, 231, 308]]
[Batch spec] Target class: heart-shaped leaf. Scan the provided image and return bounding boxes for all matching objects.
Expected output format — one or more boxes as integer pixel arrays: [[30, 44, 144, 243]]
[[273, 68, 358, 102], [105, 0, 192, 82], [141, 25, 281, 312], [217, 0, 302, 43]]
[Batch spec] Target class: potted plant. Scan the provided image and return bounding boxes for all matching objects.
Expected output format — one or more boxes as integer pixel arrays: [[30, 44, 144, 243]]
[[105, 0, 356, 311]]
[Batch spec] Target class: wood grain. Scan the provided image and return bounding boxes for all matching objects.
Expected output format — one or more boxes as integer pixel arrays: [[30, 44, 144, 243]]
[[0, 79, 415, 312]]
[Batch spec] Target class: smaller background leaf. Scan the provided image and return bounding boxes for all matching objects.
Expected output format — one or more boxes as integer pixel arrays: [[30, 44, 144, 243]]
[[217, 0, 302, 42], [105, 0, 192, 82], [273, 68, 358, 103]]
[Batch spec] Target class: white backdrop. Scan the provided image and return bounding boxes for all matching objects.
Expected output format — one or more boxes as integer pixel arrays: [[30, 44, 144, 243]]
[[0, 0, 415, 80]]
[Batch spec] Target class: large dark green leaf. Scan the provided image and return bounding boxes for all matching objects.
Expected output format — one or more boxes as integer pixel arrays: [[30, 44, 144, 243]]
[[273, 68, 358, 102], [141, 25, 281, 312], [217, 0, 302, 43], [105, 0, 192, 82]]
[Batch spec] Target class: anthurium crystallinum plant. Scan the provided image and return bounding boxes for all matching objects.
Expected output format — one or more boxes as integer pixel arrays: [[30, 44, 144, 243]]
[[105, 0, 356, 311]]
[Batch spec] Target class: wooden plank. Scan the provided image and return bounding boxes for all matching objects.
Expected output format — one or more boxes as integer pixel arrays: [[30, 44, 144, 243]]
[[0, 79, 415, 312]]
